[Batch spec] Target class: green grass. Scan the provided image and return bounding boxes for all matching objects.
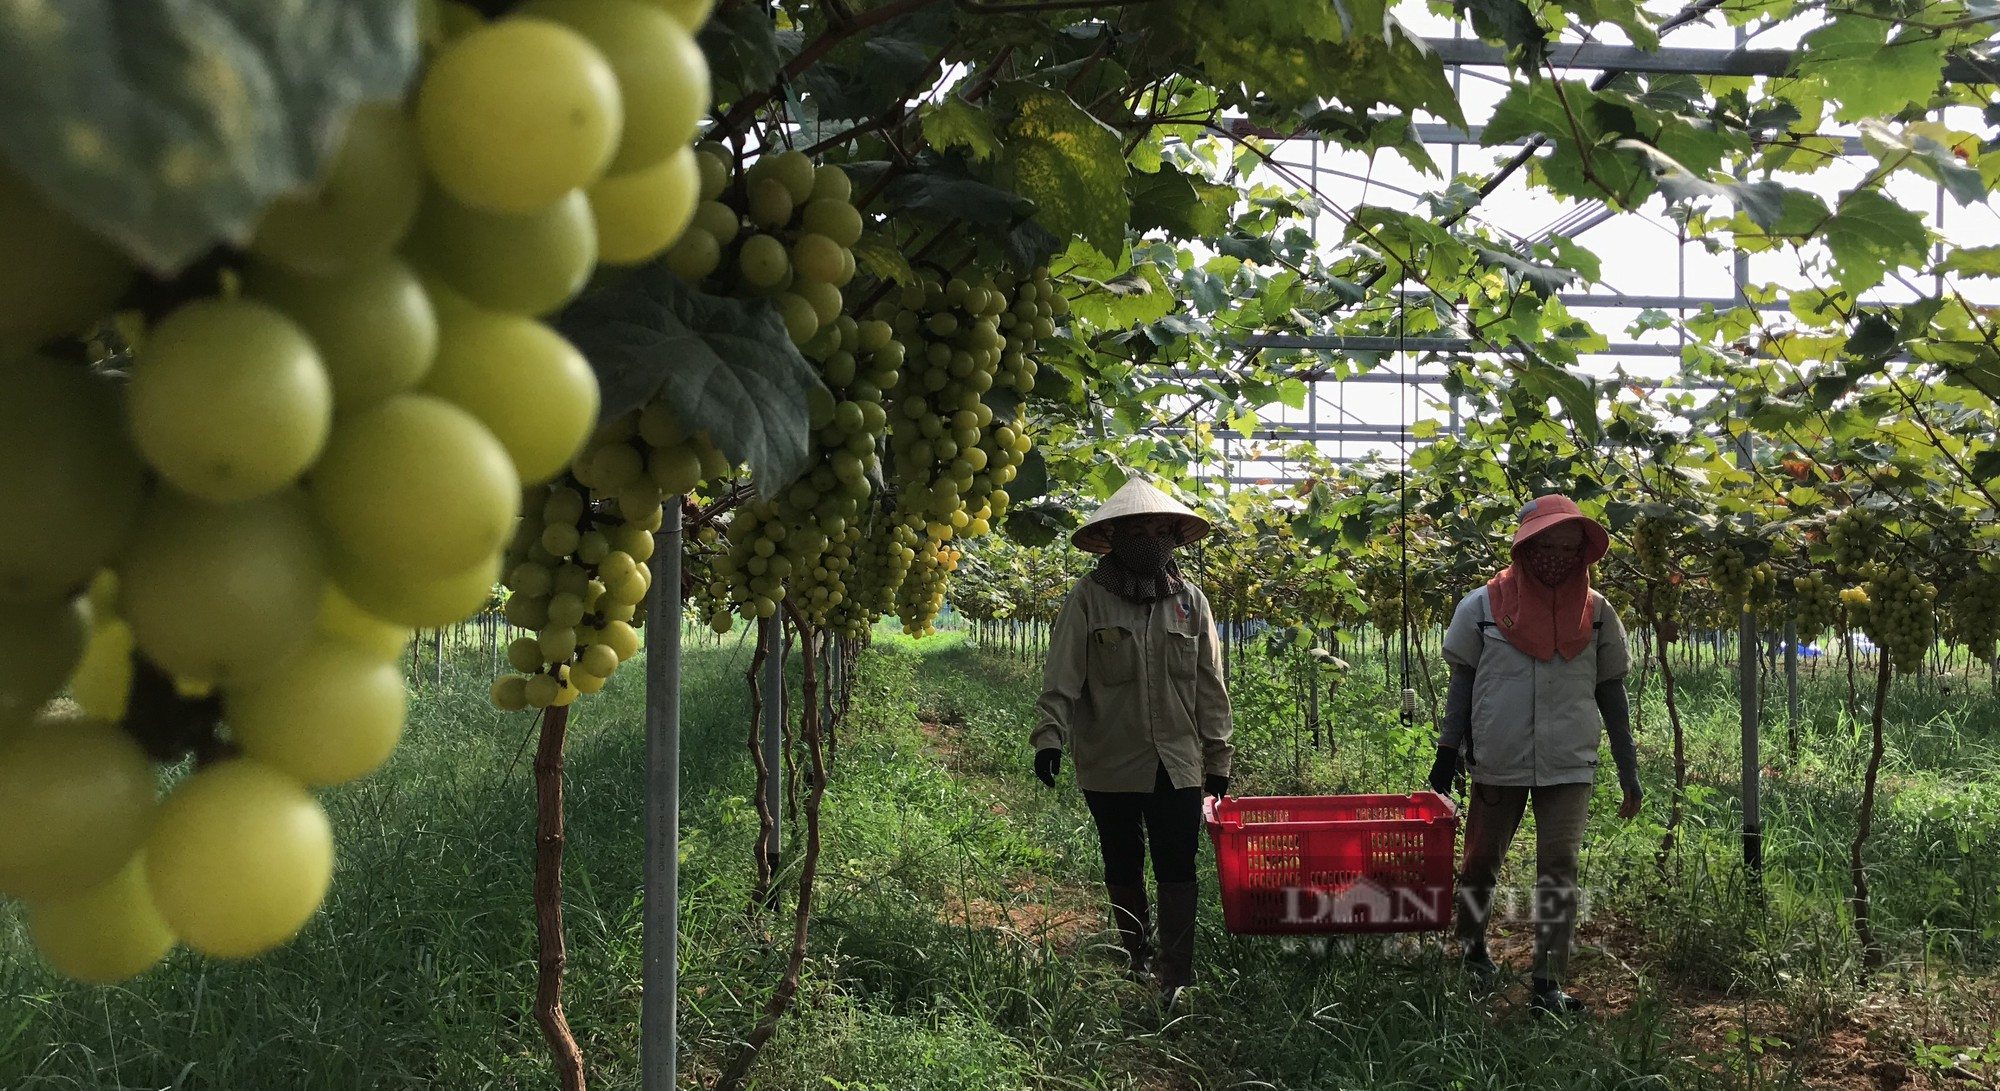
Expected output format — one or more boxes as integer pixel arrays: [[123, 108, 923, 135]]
[[4, 628, 1999, 1088]]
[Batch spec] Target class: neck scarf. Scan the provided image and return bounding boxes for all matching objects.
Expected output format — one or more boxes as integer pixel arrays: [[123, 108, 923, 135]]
[[1486, 554, 1594, 662], [1090, 527, 1186, 603]]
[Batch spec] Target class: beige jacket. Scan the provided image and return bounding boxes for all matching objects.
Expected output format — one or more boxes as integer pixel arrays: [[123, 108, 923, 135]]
[[1031, 578, 1234, 792]]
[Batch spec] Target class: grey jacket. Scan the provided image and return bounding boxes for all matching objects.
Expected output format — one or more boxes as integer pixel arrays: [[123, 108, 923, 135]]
[[1440, 586, 1632, 787]]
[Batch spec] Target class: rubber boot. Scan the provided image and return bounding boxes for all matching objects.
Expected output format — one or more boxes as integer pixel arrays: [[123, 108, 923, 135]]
[[1530, 977, 1586, 1017], [1461, 938, 1500, 982], [1153, 880, 1199, 1004], [1105, 884, 1153, 977]]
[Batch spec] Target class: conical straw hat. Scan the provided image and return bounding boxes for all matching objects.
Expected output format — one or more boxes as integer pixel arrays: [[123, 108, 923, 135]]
[[1071, 478, 1211, 554]]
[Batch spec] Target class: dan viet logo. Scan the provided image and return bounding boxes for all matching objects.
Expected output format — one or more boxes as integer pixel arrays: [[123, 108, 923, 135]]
[[1278, 881, 1592, 927]]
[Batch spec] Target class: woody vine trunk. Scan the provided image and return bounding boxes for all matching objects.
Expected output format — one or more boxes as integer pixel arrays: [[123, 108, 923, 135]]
[[534, 704, 587, 1091]]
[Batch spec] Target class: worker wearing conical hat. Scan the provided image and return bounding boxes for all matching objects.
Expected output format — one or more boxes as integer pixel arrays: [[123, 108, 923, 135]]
[[1431, 494, 1642, 1017], [1031, 477, 1233, 1005]]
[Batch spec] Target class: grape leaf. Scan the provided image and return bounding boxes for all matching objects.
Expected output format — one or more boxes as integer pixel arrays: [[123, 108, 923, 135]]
[[881, 169, 1031, 224], [1455, 0, 1549, 66], [1798, 17, 1948, 123], [1941, 245, 2000, 278], [557, 266, 825, 495], [1000, 84, 1129, 257], [1009, 449, 1049, 504], [921, 94, 1004, 163], [0, 0, 418, 274], [699, 1, 790, 103], [1129, 166, 1236, 239], [850, 231, 916, 285], [1616, 139, 1787, 229], [792, 2, 950, 121], [1471, 245, 1579, 298], [1856, 119, 1987, 207], [1822, 189, 1929, 295], [1004, 500, 1075, 546]]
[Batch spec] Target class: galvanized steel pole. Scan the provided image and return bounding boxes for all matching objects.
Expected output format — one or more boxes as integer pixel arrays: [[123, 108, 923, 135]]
[[644, 497, 683, 1091]]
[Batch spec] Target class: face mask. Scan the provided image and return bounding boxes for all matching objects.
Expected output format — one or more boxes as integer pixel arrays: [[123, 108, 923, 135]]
[[1109, 524, 1176, 576], [1524, 543, 1582, 587]]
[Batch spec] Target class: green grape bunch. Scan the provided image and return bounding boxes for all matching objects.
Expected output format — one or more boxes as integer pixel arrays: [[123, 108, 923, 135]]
[[827, 518, 918, 639], [0, 0, 719, 987], [1789, 570, 1839, 642], [895, 532, 961, 636], [1858, 565, 1936, 674], [1826, 507, 1879, 578], [664, 145, 862, 349], [1946, 569, 2000, 662]]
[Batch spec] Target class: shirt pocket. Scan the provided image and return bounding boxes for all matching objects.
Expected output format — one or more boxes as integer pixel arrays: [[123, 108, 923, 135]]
[[1165, 627, 1199, 680], [1089, 626, 1140, 686]]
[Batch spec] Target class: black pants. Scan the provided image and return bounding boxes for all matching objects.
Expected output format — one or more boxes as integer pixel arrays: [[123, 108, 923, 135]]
[[1083, 763, 1203, 885]]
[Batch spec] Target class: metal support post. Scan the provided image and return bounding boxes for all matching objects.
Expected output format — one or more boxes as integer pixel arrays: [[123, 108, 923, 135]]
[[643, 497, 683, 1091]]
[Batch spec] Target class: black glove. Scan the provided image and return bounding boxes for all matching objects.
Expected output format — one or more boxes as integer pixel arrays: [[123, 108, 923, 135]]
[[1427, 747, 1460, 795], [1204, 774, 1230, 798], [1034, 747, 1062, 787]]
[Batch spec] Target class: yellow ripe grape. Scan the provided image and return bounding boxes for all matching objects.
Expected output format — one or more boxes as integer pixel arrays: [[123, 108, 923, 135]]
[[0, 357, 145, 602], [550, 678, 579, 707], [740, 234, 791, 289], [423, 311, 600, 485], [416, 19, 623, 214], [145, 760, 334, 959], [524, 672, 561, 708], [665, 228, 721, 282], [694, 145, 729, 200], [244, 256, 439, 412], [335, 551, 502, 630], [599, 619, 641, 660], [120, 489, 324, 688], [588, 146, 700, 265], [761, 150, 816, 205], [540, 626, 580, 664], [543, 522, 583, 557], [775, 293, 819, 344], [491, 674, 530, 711], [70, 616, 136, 722], [570, 669, 607, 694], [311, 393, 521, 577], [592, 442, 646, 491], [519, 0, 709, 173], [580, 642, 618, 677], [406, 187, 597, 316], [225, 638, 409, 787], [548, 591, 586, 627], [316, 584, 412, 661], [811, 165, 852, 203], [0, 594, 85, 725], [800, 198, 863, 248], [798, 280, 843, 325], [0, 716, 155, 901], [128, 298, 331, 503], [691, 200, 739, 245], [27, 851, 177, 984], [251, 105, 425, 275], [508, 636, 545, 673], [0, 167, 131, 354], [544, 485, 588, 526], [747, 177, 794, 229], [790, 233, 845, 284], [610, 521, 656, 562]]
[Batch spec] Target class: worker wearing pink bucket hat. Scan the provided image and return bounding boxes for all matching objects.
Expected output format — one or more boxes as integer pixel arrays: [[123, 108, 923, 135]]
[[1431, 494, 1642, 1016]]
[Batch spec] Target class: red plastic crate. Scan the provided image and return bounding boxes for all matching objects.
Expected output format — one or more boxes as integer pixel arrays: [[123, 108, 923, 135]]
[[1204, 792, 1461, 935]]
